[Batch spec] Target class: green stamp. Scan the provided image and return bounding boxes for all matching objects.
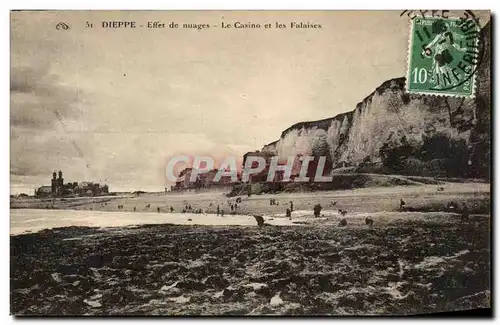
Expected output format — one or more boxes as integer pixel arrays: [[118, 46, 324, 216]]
[[406, 16, 481, 97]]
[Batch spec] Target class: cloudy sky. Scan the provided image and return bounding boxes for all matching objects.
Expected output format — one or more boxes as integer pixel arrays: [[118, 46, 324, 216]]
[[10, 10, 489, 193]]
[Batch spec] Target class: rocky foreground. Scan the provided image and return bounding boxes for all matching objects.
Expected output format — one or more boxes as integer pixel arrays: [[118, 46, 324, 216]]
[[11, 216, 490, 316]]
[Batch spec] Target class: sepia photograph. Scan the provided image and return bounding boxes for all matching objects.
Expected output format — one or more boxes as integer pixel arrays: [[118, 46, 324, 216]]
[[10, 10, 491, 316]]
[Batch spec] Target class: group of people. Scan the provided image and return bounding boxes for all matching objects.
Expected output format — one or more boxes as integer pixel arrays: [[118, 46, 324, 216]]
[[127, 204, 163, 212], [182, 207, 205, 214], [182, 204, 206, 214], [221, 198, 245, 216], [230, 203, 238, 211], [216, 205, 224, 217], [271, 199, 294, 210], [109, 194, 474, 228]]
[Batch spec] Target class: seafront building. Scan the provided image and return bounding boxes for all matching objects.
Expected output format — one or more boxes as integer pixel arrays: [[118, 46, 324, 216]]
[[35, 171, 109, 198]]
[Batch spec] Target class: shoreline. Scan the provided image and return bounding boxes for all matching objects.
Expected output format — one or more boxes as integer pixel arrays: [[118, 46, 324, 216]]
[[10, 182, 491, 236], [10, 207, 489, 237]]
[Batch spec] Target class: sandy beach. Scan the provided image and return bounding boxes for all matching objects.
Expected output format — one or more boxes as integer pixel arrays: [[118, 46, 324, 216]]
[[10, 182, 491, 315]]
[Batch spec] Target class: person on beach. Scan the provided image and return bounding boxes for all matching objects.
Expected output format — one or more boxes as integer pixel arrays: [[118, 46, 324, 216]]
[[170, 206, 174, 213], [313, 204, 322, 218], [461, 203, 470, 222], [217, 204, 220, 216], [286, 208, 292, 220], [290, 201, 294, 212], [400, 199, 406, 211], [157, 207, 160, 213], [221, 209, 225, 217], [253, 215, 265, 227]]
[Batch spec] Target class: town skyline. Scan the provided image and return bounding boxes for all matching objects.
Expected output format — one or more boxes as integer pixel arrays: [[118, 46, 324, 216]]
[[11, 11, 491, 194]]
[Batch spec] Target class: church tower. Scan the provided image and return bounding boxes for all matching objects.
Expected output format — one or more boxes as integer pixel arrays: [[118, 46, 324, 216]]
[[51, 171, 57, 196], [57, 170, 64, 196]]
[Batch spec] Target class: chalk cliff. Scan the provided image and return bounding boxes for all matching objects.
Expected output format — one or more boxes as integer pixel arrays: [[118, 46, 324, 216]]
[[255, 22, 490, 179]]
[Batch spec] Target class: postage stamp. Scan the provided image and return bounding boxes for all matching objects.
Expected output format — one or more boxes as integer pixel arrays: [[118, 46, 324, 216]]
[[406, 16, 481, 97]]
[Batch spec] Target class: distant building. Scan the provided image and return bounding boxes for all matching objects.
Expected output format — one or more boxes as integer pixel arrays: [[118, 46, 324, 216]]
[[173, 167, 232, 191], [74, 182, 109, 197], [35, 185, 52, 197], [241, 152, 332, 183], [175, 168, 199, 190], [51, 171, 64, 196], [35, 171, 109, 197], [242, 151, 285, 183]]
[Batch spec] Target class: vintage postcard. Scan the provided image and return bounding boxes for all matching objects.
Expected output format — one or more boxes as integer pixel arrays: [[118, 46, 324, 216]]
[[10, 10, 491, 316]]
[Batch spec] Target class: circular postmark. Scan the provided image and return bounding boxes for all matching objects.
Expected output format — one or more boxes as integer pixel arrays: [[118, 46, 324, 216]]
[[406, 11, 484, 97]]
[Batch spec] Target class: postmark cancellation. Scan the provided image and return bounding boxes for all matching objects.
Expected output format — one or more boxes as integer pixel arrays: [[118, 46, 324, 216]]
[[406, 16, 481, 98]]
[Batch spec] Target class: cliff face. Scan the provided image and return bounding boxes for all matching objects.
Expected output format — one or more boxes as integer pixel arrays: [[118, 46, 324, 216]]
[[257, 22, 491, 179]]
